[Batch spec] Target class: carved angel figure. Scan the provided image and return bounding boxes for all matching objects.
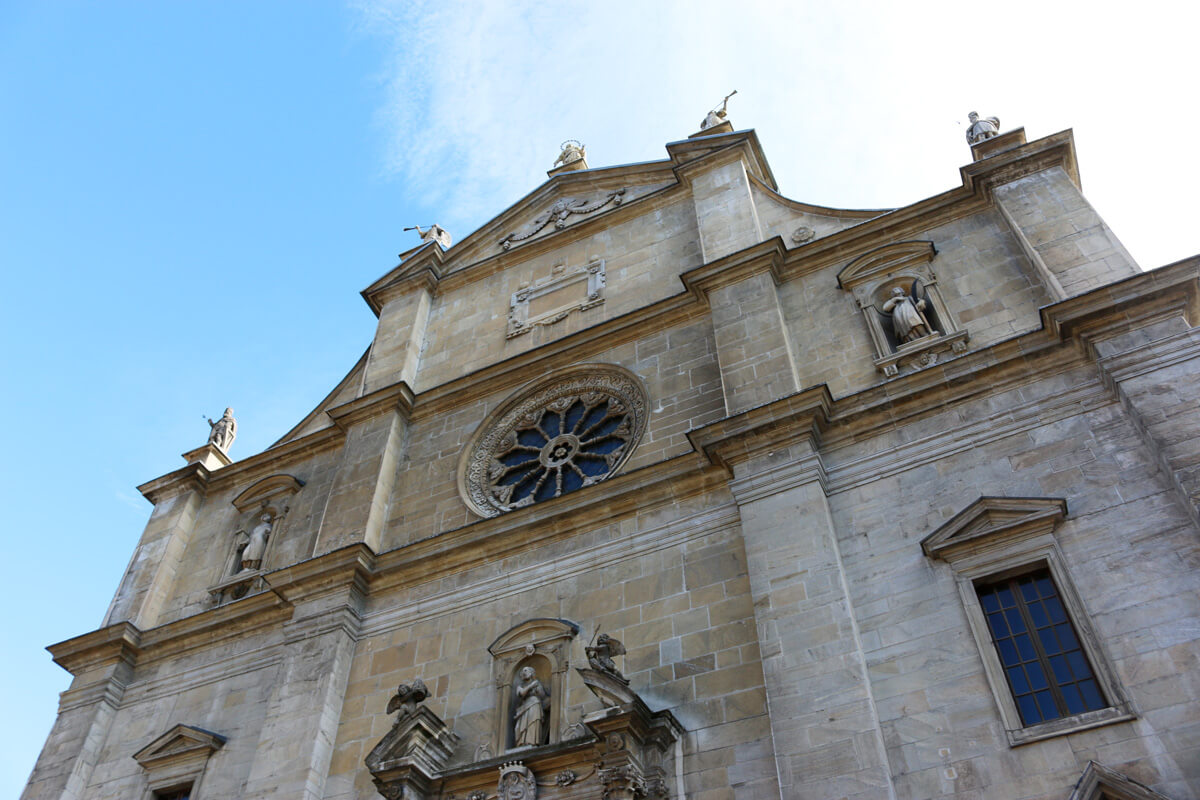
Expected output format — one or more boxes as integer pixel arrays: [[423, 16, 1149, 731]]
[[512, 666, 549, 747], [386, 678, 430, 717], [966, 111, 1001, 144], [881, 284, 935, 344], [586, 633, 628, 683]]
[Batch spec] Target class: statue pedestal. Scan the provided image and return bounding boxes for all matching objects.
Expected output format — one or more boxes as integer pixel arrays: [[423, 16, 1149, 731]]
[[547, 157, 589, 178], [181, 443, 232, 471], [971, 127, 1027, 161], [689, 119, 734, 138]]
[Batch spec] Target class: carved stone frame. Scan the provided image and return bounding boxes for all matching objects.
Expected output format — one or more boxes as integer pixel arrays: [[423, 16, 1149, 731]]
[[837, 240, 968, 376], [132, 724, 225, 799], [488, 618, 579, 754], [921, 496, 1134, 746], [507, 259, 606, 338], [208, 473, 304, 603]]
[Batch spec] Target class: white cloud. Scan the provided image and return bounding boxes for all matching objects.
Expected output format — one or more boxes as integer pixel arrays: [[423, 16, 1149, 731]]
[[354, 0, 1197, 267]]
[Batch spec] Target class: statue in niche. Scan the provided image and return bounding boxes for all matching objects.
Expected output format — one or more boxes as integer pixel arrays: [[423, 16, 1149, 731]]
[[552, 140, 586, 169], [207, 407, 237, 452], [239, 512, 273, 572], [881, 284, 935, 344], [965, 111, 1001, 144], [586, 633, 628, 684], [512, 666, 549, 748], [700, 89, 737, 130]]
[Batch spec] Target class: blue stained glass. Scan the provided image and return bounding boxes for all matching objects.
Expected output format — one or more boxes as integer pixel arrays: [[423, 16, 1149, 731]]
[[997, 586, 1014, 606], [534, 472, 558, 503], [1045, 596, 1067, 623], [541, 411, 561, 438], [583, 436, 623, 455], [1016, 634, 1036, 661], [1056, 624, 1078, 650], [981, 592, 1000, 613], [1027, 662, 1049, 691], [986, 611, 1009, 638], [1062, 683, 1085, 714], [1020, 579, 1039, 603], [1005, 607, 1026, 633], [561, 468, 583, 492], [1038, 627, 1062, 655], [576, 456, 608, 477], [1035, 690, 1059, 721], [1050, 655, 1071, 683], [518, 429, 547, 447], [578, 402, 609, 433], [498, 463, 538, 486], [500, 450, 538, 467], [1067, 651, 1089, 678], [1028, 600, 1049, 627], [1037, 576, 1055, 597], [564, 400, 586, 432], [1080, 680, 1104, 710], [997, 638, 1019, 666], [1008, 666, 1030, 694], [1018, 694, 1042, 725]]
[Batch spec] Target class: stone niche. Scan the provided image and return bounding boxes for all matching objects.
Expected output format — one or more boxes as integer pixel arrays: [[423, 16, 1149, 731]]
[[208, 473, 304, 604], [366, 619, 682, 800], [837, 240, 968, 376]]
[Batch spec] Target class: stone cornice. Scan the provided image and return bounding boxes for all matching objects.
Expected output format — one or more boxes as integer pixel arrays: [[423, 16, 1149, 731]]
[[362, 248, 444, 315], [665, 128, 777, 189], [48, 621, 142, 675], [325, 380, 414, 429], [680, 238, 787, 296], [687, 385, 834, 469], [137, 463, 211, 504], [960, 128, 1079, 194]]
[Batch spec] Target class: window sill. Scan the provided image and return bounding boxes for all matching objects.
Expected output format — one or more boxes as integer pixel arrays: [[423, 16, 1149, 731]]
[[1007, 705, 1135, 747]]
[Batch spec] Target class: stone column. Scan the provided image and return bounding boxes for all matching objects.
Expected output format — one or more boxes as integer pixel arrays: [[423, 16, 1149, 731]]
[[241, 583, 362, 800], [704, 265, 801, 417], [312, 404, 408, 556], [993, 166, 1138, 298], [689, 155, 764, 264], [728, 440, 896, 800], [364, 286, 432, 394], [104, 478, 205, 629], [22, 626, 139, 800]]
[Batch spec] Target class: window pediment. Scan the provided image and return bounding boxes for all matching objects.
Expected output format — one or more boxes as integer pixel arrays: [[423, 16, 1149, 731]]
[[921, 496, 1067, 562], [1069, 761, 1176, 800], [132, 724, 225, 793]]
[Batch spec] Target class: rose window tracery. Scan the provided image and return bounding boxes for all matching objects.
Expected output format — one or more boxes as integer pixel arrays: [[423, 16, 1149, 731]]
[[459, 366, 648, 518]]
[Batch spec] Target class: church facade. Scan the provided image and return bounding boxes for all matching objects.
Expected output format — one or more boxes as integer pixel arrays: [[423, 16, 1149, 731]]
[[23, 116, 1200, 800]]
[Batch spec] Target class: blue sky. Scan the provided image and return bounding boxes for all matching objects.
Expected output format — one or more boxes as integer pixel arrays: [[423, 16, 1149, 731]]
[[2, 1, 1195, 794]]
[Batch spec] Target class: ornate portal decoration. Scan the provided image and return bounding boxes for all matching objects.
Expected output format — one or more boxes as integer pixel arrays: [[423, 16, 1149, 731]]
[[499, 189, 625, 250], [498, 762, 537, 800], [459, 365, 648, 518], [507, 260, 606, 339]]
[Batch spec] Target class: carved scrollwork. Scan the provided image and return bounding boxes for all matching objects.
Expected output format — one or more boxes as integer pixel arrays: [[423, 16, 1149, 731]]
[[599, 765, 646, 800], [499, 190, 626, 250], [460, 366, 648, 518], [498, 762, 536, 800]]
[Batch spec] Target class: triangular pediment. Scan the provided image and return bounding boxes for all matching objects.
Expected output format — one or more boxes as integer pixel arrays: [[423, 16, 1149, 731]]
[[132, 724, 225, 769], [1069, 761, 1176, 800], [921, 496, 1067, 560]]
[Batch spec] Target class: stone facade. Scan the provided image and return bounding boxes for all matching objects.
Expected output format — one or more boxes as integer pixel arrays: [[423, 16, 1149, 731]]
[[23, 122, 1200, 800]]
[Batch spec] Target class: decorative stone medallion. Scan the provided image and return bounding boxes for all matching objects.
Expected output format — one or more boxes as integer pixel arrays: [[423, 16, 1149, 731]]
[[459, 365, 648, 518]]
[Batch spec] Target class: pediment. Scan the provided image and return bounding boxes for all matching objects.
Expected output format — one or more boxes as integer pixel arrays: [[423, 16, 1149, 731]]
[[488, 618, 578, 656], [838, 240, 937, 290], [232, 473, 305, 511], [921, 496, 1067, 560], [1069, 761, 1176, 800], [132, 724, 225, 770]]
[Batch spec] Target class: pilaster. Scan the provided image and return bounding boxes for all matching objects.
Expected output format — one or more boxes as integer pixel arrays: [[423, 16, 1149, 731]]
[[689, 154, 765, 264], [365, 286, 432, 394]]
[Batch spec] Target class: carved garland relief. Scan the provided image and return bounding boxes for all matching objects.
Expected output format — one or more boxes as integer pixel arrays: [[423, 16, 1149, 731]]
[[459, 365, 648, 518], [498, 189, 625, 250]]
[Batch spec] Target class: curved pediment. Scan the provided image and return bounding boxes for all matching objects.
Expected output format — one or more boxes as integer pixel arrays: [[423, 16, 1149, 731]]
[[838, 240, 937, 290], [487, 618, 579, 656], [232, 473, 306, 511]]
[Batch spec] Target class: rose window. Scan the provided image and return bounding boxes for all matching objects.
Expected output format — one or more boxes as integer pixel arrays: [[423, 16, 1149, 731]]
[[459, 366, 647, 518]]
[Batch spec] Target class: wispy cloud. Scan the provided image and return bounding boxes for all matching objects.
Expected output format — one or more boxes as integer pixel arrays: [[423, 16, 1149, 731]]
[[353, 0, 1199, 267]]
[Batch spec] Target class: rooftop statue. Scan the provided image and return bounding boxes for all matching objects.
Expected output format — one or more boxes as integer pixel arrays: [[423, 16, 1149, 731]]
[[700, 89, 737, 130], [206, 407, 237, 453], [404, 224, 452, 248], [966, 111, 1001, 144], [552, 140, 586, 169]]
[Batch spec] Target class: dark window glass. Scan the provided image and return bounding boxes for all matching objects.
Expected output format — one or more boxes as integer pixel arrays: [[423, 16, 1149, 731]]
[[156, 789, 192, 800], [977, 569, 1107, 726]]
